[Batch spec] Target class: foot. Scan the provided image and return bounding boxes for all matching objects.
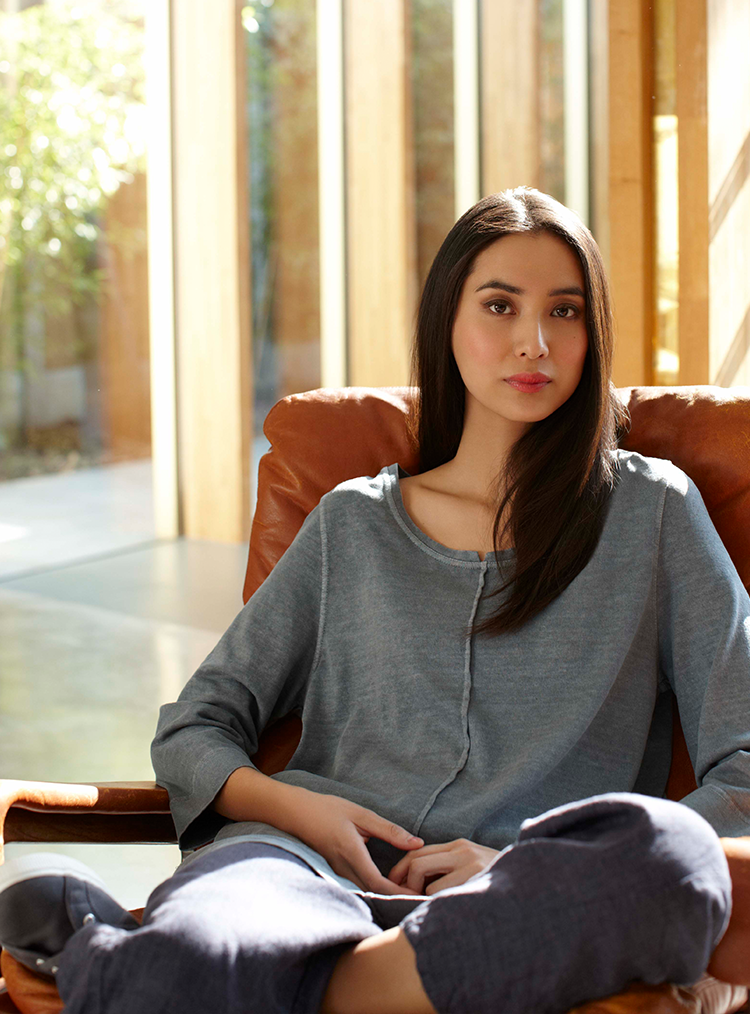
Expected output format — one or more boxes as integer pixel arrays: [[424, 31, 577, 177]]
[[0, 853, 139, 978]]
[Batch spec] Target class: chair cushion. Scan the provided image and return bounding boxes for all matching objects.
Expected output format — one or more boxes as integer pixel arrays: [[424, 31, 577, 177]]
[[1, 953, 61, 1014], [618, 386, 750, 588], [244, 386, 420, 601]]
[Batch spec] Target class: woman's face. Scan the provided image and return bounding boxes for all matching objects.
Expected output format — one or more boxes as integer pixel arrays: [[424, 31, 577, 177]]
[[451, 230, 589, 434]]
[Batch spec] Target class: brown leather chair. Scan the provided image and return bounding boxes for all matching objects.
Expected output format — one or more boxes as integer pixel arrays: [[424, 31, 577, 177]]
[[1, 385, 749, 1014]]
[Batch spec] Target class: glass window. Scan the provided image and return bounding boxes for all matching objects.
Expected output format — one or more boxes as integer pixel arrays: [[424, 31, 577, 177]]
[[539, 0, 565, 204], [412, 0, 454, 292], [243, 0, 320, 470], [0, 0, 150, 482]]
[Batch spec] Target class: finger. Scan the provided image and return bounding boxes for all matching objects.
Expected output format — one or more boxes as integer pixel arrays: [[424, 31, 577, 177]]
[[424, 868, 478, 896], [387, 854, 416, 883], [345, 835, 422, 896], [388, 842, 452, 882], [353, 812, 423, 853], [406, 855, 457, 895]]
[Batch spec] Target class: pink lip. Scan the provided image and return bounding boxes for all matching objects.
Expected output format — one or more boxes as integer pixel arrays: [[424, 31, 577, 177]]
[[505, 373, 551, 393]]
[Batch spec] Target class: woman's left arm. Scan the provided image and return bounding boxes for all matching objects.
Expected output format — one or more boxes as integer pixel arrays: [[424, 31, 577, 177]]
[[658, 471, 750, 836]]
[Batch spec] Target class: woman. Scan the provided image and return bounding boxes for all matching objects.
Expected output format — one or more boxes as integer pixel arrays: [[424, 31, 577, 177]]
[[1, 188, 749, 1014]]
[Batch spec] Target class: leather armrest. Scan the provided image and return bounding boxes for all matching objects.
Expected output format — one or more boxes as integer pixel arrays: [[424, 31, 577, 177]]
[[0, 780, 176, 862], [708, 837, 750, 986], [570, 982, 700, 1013]]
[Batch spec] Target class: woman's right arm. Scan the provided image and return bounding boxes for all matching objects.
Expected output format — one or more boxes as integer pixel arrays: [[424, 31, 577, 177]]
[[152, 503, 333, 852], [213, 766, 425, 895], [153, 499, 424, 893]]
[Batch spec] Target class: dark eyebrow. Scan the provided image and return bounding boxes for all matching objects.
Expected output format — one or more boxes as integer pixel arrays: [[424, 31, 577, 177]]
[[474, 280, 585, 299]]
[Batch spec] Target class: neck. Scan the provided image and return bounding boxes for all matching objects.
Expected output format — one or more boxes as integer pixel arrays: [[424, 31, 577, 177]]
[[440, 396, 531, 505]]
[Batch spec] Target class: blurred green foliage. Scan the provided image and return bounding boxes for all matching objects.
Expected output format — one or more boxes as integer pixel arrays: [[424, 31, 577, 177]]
[[0, 0, 146, 352]]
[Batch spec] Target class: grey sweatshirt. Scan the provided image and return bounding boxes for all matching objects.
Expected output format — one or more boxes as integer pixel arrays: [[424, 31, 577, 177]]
[[151, 451, 750, 878]]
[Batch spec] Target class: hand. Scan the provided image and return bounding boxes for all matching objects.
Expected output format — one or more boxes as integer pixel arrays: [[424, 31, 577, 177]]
[[286, 789, 426, 896], [213, 769, 425, 896], [387, 838, 500, 896]]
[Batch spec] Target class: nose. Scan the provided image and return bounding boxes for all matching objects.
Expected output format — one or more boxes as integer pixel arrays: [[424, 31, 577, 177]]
[[513, 315, 549, 359]]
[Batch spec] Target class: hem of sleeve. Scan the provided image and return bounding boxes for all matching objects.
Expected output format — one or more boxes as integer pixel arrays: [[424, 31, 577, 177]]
[[172, 749, 260, 851], [677, 783, 750, 837]]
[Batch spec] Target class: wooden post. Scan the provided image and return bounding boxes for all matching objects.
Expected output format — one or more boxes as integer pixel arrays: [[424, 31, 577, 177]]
[[317, 0, 347, 389], [589, 0, 610, 269], [707, 0, 750, 386], [607, 0, 654, 387], [171, 0, 251, 542], [145, 0, 179, 538], [100, 173, 151, 462], [271, 0, 321, 399], [453, 0, 479, 219], [676, 0, 709, 384], [344, 0, 417, 387], [480, 0, 540, 194]]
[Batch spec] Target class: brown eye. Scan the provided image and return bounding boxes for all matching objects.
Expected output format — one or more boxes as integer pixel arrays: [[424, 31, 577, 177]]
[[487, 300, 511, 314], [553, 305, 579, 318]]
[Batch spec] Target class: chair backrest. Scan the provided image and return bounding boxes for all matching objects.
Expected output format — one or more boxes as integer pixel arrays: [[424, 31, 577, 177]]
[[245, 385, 750, 798]]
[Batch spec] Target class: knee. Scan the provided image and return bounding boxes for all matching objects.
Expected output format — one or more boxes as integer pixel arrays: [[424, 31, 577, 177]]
[[520, 793, 727, 879], [521, 793, 728, 892], [518, 793, 732, 982]]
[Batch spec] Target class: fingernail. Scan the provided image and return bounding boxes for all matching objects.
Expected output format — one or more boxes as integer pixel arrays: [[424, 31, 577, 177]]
[[408, 835, 423, 843]]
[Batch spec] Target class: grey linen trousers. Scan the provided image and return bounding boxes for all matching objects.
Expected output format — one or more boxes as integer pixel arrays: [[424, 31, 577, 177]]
[[56, 793, 731, 1014]]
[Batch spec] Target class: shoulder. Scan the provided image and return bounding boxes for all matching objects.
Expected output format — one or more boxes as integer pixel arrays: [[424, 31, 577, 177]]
[[315, 464, 398, 528], [603, 450, 701, 547], [613, 449, 692, 501], [612, 450, 715, 544], [320, 464, 397, 506], [616, 450, 693, 492], [271, 466, 397, 575]]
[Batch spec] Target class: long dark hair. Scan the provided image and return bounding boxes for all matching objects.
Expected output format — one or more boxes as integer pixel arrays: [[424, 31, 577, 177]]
[[409, 187, 630, 636]]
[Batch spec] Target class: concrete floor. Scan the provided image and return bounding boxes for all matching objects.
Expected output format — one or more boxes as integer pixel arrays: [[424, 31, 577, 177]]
[[0, 459, 255, 910]]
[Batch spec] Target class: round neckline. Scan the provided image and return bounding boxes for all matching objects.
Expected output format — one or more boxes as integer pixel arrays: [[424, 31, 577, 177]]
[[383, 463, 515, 565]]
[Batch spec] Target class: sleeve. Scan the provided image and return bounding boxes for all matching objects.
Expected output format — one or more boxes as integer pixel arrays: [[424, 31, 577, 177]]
[[150, 500, 326, 850], [657, 471, 750, 836]]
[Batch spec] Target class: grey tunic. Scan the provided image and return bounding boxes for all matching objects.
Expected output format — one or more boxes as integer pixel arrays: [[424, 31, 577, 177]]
[[151, 451, 750, 879]]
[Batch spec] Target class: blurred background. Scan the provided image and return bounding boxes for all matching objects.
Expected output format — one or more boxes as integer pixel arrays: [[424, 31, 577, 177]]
[[0, 0, 748, 905]]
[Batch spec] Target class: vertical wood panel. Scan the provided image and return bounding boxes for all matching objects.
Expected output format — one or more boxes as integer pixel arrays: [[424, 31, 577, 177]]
[[100, 173, 151, 461], [608, 0, 654, 387], [414, 0, 455, 290], [480, 0, 539, 193], [272, 1, 321, 398], [317, 0, 347, 389], [676, 0, 709, 384], [172, 0, 251, 542], [563, 0, 590, 223], [344, 0, 417, 386], [708, 0, 750, 387], [453, 0, 479, 218], [589, 0, 610, 270], [145, 0, 179, 538]]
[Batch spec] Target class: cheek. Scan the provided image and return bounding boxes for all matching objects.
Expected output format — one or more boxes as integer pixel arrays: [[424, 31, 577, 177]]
[[558, 332, 589, 375], [452, 323, 497, 373]]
